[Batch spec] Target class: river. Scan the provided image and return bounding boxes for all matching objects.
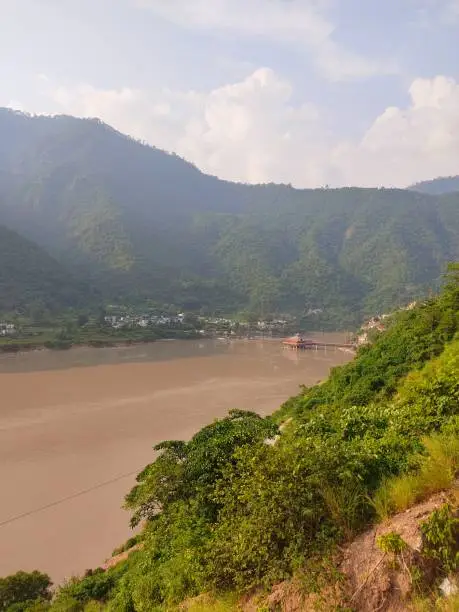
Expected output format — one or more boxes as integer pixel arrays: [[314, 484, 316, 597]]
[[0, 335, 352, 582]]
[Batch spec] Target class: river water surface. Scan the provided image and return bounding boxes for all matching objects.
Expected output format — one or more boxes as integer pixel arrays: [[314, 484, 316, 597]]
[[0, 336, 352, 581]]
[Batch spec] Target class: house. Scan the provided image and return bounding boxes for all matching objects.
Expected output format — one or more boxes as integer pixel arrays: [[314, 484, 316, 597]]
[[0, 323, 16, 336]]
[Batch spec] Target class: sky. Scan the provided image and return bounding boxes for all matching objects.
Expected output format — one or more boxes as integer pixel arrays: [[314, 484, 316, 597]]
[[0, 0, 458, 187]]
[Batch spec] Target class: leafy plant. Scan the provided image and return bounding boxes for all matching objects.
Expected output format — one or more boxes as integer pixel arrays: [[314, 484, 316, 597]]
[[377, 532, 408, 555], [420, 504, 459, 575]]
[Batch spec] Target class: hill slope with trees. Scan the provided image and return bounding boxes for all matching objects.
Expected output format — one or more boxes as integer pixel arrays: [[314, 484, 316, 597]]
[[0, 224, 94, 315], [1, 108, 459, 325]]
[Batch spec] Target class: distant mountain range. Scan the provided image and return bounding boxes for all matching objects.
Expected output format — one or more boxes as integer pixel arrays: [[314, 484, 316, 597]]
[[0, 108, 458, 326]]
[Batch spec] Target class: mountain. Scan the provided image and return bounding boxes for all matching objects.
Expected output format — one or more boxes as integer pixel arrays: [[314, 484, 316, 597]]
[[409, 175, 459, 195], [1, 108, 459, 325], [0, 224, 95, 314]]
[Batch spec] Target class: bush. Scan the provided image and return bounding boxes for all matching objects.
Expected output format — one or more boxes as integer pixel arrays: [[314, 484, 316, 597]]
[[377, 532, 408, 555], [111, 536, 141, 557], [420, 504, 459, 575]]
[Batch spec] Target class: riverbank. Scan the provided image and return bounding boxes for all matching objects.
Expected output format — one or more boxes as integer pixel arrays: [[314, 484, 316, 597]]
[[0, 329, 350, 356], [0, 329, 201, 354]]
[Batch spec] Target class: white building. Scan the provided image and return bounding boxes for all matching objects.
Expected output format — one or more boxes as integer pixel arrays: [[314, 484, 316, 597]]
[[0, 323, 16, 336]]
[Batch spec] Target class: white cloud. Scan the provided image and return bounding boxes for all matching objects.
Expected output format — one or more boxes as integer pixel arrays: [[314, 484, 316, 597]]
[[37, 69, 332, 186], [134, 0, 396, 82], [336, 76, 459, 186], [12, 70, 459, 188]]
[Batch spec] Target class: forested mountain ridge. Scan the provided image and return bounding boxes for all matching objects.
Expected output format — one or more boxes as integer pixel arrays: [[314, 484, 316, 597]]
[[1, 108, 459, 324]]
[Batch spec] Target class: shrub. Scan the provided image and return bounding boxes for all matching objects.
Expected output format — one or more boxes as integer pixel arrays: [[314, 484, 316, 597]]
[[420, 504, 459, 575], [111, 536, 141, 557], [54, 563, 129, 608], [377, 532, 408, 555]]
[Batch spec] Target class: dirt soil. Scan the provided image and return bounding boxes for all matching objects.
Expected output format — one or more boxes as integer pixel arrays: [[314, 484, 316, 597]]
[[340, 492, 449, 611]]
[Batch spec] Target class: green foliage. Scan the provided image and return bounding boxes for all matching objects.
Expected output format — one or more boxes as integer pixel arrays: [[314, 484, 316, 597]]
[[125, 409, 278, 527], [0, 571, 52, 611], [0, 225, 94, 315], [371, 427, 459, 520], [377, 532, 408, 555], [181, 592, 239, 612], [53, 565, 129, 608], [420, 504, 459, 575], [112, 536, 141, 558]]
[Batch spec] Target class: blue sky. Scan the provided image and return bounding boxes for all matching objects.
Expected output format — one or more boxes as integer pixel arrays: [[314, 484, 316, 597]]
[[0, 0, 458, 187]]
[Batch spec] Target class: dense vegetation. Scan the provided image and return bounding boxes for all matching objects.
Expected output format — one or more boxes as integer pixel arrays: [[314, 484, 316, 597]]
[[0, 225, 94, 315], [1, 109, 459, 326], [0, 571, 52, 611], [4, 265, 459, 611]]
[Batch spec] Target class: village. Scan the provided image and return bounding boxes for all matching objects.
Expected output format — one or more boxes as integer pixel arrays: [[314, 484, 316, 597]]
[[101, 310, 295, 337], [0, 322, 16, 337], [0, 300, 419, 350]]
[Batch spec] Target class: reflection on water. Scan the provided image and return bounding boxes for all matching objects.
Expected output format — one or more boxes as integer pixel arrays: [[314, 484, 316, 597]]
[[0, 335, 351, 581]]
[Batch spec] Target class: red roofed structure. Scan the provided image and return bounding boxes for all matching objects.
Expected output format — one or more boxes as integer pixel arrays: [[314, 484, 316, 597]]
[[282, 333, 314, 350]]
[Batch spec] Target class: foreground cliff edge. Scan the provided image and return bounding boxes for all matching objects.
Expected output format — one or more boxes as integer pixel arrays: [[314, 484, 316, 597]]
[[2, 264, 459, 611]]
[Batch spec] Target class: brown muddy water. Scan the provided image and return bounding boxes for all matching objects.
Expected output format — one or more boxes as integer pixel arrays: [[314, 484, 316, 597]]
[[0, 335, 352, 582]]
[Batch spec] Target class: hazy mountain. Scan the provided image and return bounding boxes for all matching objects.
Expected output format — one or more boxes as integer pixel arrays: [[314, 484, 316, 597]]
[[1, 108, 458, 325], [409, 176, 459, 195]]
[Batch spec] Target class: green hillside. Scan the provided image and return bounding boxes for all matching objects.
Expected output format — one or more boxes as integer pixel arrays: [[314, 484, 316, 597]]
[[0, 224, 94, 314], [1, 108, 459, 325]]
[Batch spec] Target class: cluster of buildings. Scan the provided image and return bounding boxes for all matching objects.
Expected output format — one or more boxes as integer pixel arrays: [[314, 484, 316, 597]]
[[104, 313, 187, 329], [355, 316, 388, 346], [102, 311, 292, 336], [0, 322, 16, 336], [355, 302, 418, 346]]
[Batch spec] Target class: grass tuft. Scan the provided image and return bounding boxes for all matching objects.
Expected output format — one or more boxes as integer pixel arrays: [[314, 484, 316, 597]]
[[372, 432, 459, 521]]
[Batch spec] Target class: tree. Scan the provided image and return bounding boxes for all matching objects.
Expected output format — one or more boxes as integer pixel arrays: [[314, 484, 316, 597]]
[[125, 410, 278, 526], [76, 314, 89, 328], [0, 571, 52, 611], [97, 309, 107, 327]]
